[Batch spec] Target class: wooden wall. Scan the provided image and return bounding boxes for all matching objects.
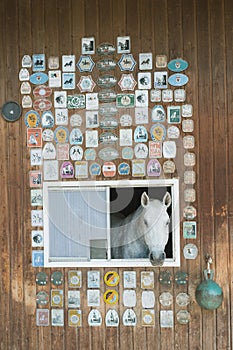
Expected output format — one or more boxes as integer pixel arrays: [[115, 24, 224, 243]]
[[0, 0, 232, 349]]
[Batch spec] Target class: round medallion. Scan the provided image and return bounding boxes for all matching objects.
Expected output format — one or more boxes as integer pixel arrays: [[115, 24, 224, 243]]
[[176, 292, 190, 307], [159, 292, 173, 306], [104, 290, 118, 305], [36, 271, 48, 285], [36, 291, 49, 305], [176, 310, 191, 325], [104, 271, 120, 287], [2, 101, 22, 122], [51, 271, 63, 286]]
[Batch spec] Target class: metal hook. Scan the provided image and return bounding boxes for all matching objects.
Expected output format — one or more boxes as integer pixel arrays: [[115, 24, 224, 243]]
[[205, 254, 213, 273]]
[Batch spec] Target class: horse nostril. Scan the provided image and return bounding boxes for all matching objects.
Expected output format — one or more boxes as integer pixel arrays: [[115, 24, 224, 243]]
[[160, 252, 166, 261]]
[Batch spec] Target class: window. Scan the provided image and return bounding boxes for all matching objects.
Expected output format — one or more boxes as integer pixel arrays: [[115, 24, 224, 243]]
[[43, 179, 180, 267]]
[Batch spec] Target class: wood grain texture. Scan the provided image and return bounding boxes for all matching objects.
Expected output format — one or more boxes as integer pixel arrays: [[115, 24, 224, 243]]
[[0, 0, 232, 349]]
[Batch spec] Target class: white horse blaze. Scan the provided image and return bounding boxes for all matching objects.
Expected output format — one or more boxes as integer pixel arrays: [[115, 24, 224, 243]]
[[111, 192, 172, 266]]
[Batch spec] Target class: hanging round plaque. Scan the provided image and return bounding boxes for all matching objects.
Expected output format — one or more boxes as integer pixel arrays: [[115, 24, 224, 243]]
[[2, 101, 22, 122]]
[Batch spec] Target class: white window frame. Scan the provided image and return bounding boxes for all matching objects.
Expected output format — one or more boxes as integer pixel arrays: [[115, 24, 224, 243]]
[[43, 179, 180, 267]]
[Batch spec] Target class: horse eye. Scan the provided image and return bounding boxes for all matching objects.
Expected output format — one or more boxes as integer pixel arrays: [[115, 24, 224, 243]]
[[144, 219, 148, 226], [166, 219, 170, 226]]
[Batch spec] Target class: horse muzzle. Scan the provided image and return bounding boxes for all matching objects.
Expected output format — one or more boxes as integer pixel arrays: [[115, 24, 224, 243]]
[[149, 251, 166, 266]]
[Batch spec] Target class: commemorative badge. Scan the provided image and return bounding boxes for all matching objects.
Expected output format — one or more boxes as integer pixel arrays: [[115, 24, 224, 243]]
[[160, 310, 174, 328], [36, 309, 49, 326], [77, 75, 95, 92], [105, 310, 119, 327], [175, 271, 188, 285], [116, 93, 135, 108], [138, 72, 151, 89], [184, 152, 196, 166], [36, 271, 48, 285], [176, 293, 190, 307], [75, 161, 88, 178], [99, 132, 118, 144], [174, 89, 186, 102], [42, 142, 56, 160], [89, 163, 101, 176], [184, 170, 196, 185], [182, 119, 194, 132], [122, 146, 134, 159], [119, 129, 132, 146], [31, 229, 43, 246], [88, 310, 102, 327], [159, 292, 173, 307], [48, 56, 59, 69], [132, 159, 145, 177], [102, 162, 116, 177], [139, 52, 153, 70], [69, 128, 83, 145], [149, 141, 162, 158], [27, 128, 42, 147], [135, 107, 148, 124], [182, 104, 193, 117], [68, 310, 82, 327], [42, 129, 54, 142], [117, 53, 136, 71], [68, 270, 82, 288], [54, 126, 69, 143], [151, 105, 166, 122], [51, 271, 63, 286], [36, 291, 49, 306], [99, 103, 118, 116], [183, 205, 197, 219], [141, 271, 154, 289], [2, 101, 22, 122], [67, 94, 85, 109], [97, 74, 117, 88], [62, 72, 75, 89], [147, 159, 161, 177], [183, 243, 198, 259], [85, 130, 98, 147], [51, 289, 63, 307], [168, 73, 189, 87], [68, 290, 80, 308], [168, 58, 188, 72], [32, 54, 45, 71], [96, 42, 116, 56], [150, 124, 166, 141], [51, 309, 64, 326], [98, 147, 119, 161], [122, 309, 137, 326], [118, 162, 130, 175], [141, 310, 155, 327], [159, 270, 172, 285], [84, 148, 96, 160], [167, 105, 181, 124], [134, 125, 148, 142], [25, 110, 40, 128], [96, 58, 117, 71], [163, 160, 176, 174], [54, 91, 67, 108], [150, 89, 161, 102], [104, 290, 118, 305], [162, 89, 173, 102], [135, 90, 148, 107], [60, 161, 74, 178], [87, 271, 100, 288], [48, 70, 61, 88], [163, 141, 177, 158], [154, 71, 167, 89], [155, 55, 167, 68], [19, 68, 30, 81], [117, 37, 130, 54], [22, 96, 32, 108], [118, 73, 137, 91], [176, 310, 191, 325], [70, 113, 82, 127], [184, 189, 196, 202], [183, 221, 197, 239], [98, 89, 117, 103], [167, 125, 180, 139], [142, 291, 155, 309], [62, 55, 75, 72], [81, 37, 95, 55], [87, 290, 100, 307], [100, 116, 118, 130], [32, 250, 44, 267], [55, 107, 68, 124], [22, 54, 32, 67], [86, 93, 99, 110], [29, 170, 42, 188], [123, 271, 136, 288], [33, 85, 52, 98], [123, 290, 136, 307], [20, 81, 31, 94], [41, 111, 54, 128], [33, 98, 52, 112], [76, 55, 95, 72], [134, 142, 149, 158], [104, 271, 120, 286], [183, 135, 195, 149], [30, 72, 48, 85], [86, 111, 99, 128], [43, 160, 59, 181], [30, 149, 42, 166]]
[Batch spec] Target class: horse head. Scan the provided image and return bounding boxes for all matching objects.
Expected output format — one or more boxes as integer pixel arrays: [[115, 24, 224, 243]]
[[140, 191, 171, 266]]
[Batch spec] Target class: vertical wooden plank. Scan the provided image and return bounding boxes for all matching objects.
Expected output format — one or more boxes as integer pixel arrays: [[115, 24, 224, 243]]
[[181, 1, 202, 349], [210, 1, 230, 349], [153, 0, 168, 55], [0, 0, 10, 348], [224, 1, 233, 349]]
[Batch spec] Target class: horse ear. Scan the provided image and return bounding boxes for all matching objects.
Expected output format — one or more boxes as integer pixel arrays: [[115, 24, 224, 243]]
[[141, 192, 150, 207], [163, 192, 172, 208]]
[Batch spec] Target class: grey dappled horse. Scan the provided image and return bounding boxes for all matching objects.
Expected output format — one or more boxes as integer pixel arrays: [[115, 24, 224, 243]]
[[111, 192, 171, 266]]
